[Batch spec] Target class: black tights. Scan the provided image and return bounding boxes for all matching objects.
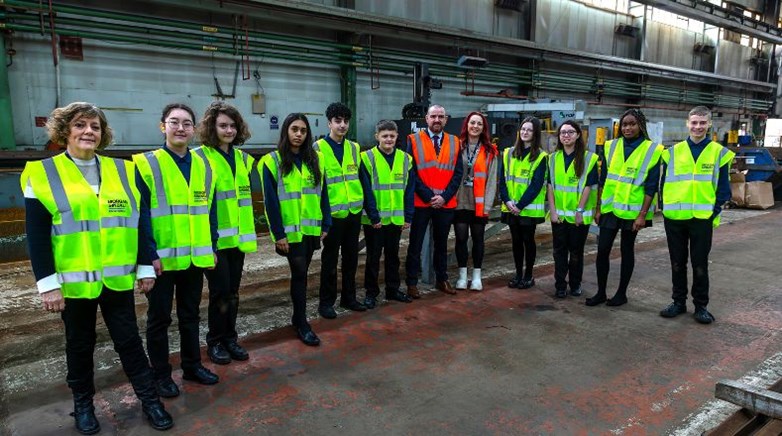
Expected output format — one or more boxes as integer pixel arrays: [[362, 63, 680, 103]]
[[509, 223, 537, 279], [454, 222, 486, 268], [595, 226, 638, 297], [285, 236, 318, 330]]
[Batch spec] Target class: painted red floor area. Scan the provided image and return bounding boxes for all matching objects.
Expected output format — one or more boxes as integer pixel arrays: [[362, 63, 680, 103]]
[[5, 209, 782, 435]]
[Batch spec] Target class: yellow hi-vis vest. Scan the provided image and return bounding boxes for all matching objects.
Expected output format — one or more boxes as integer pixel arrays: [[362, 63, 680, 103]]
[[501, 148, 548, 218], [21, 153, 140, 298], [661, 140, 734, 228], [194, 146, 257, 253], [260, 151, 325, 243], [600, 138, 664, 220], [549, 150, 599, 225], [133, 148, 216, 271], [314, 138, 364, 218], [360, 147, 411, 226]]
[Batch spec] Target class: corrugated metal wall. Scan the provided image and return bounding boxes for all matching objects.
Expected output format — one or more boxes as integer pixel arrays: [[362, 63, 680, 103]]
[[716, 40, 755, 80]]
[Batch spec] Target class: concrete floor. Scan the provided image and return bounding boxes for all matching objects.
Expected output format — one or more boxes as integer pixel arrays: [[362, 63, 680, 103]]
[[1, 206, 781, 435]]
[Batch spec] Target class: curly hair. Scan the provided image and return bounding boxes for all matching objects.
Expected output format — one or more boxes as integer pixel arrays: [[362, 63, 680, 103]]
[[278, 113, 321, 186], [197, 101, 252, 147], [459, 111, 496, 156], [512, 116, 542, 162], [325, 102, 352, 121], [45, 102, 113, 150]]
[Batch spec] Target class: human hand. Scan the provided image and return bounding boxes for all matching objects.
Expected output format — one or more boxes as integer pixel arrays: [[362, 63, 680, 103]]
[[152, 259, 164, 277], [403, 222, 410, 230], [276, 237, 290, 254], [41, 288, 65, 313], [632, 215, 645, 232], [137, 278, 155, 294], [430, 195, 445, 208]]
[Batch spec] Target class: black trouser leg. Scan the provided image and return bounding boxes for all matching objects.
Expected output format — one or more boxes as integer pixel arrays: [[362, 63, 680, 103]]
[[176, 265, 205, 372], [383, 224, 403, 294], [509, 223, 525, 278], [61, 298, 99, 391], [205, 248, 245, 346], [596, 226, 619, 295], [340, 212, 362, 305], [432, 209, 454, 282], [99, 288, 153, 383], [363, 224, 383, 299], [319, 216, 345, 308], [454, 222, 470, 268], [567, 224, 590, 291], [615, 229, 639, 296], [145, 271, 175, 380], [689, 219, 713, 308], [664, 218, 690, 305], [288, 237, 316, 329], [521, 224, 537, 279], [406, 207, 432, 286], [551, 222, 569, 291], [470, 221, 486, 268]]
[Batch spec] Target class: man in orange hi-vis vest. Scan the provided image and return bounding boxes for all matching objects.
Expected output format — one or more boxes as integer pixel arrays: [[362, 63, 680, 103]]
[[405, 105, 464, 298]]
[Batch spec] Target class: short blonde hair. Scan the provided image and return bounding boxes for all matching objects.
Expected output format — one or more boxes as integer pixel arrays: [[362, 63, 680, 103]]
[[45, 102, 113, 149]]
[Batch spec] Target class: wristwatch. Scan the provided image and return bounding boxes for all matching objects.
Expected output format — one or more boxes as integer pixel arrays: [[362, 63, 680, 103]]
[[575, 207, 585, 213]]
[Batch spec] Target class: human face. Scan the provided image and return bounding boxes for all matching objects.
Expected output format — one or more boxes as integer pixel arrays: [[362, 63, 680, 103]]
[[425, 107, 447, 134], [688, 114, 710, 142], [328, 116, 349, 141], [519, 122, 534, 144], [467, 114, 484, 140], [215, 113, 236, 148], [288, 120, 308, 151], [559, 125, 579, 148], [375, 129, 398, 154], [162, 108, 195, 149], [66, 115, 102, 159], [621, 115, 641, 139]]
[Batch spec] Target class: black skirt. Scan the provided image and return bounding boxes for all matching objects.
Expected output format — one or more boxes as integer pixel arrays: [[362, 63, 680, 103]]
[[598, 212, 652, 230], [501, 212, 544, 226]]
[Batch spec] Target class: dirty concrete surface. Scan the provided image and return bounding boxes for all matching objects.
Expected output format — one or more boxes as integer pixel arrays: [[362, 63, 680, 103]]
[[0, 207, 780, 434]]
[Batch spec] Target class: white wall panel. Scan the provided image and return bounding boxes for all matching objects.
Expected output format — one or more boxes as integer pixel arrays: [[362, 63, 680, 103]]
[[716, 40, 755, 80]]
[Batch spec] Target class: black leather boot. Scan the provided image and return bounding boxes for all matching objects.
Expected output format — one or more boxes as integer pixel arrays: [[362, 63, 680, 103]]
[[71, 386, 100, 435], [130, 372, 174, 431]]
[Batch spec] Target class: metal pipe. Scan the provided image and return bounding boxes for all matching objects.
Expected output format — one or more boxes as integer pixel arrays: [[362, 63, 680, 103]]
[[0, 36, 16, 149]]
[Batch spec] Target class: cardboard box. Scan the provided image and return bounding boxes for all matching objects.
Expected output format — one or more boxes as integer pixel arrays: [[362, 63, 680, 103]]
[[744, 181, 775, 210], [730, 182, 746, 207], [730, 172, 746, 183]]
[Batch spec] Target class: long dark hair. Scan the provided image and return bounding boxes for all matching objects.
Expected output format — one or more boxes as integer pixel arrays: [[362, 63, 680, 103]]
[[459, 111, 497, 156], [512, 116, 542, 162], [619, 108, 650, 141], [278, 113, 320, 186], [556, 120, 587, 178]]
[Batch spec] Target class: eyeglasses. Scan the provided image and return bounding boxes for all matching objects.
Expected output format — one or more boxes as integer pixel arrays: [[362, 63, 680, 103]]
[[559, 130, 578, 136], [165, 120, 194, 130]]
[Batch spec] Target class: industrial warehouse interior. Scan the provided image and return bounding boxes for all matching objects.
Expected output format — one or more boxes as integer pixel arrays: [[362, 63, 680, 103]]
[[1, 0, 781, 434]]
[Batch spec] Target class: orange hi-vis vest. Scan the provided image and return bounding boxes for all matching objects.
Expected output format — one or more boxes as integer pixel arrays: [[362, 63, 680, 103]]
[[471, 145, 495, 217], [409, 131, 460, 209]]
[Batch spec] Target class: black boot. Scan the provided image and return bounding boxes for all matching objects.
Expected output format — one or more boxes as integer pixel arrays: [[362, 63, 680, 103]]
[[71, 386, 100, 435], [130, 372, 174, 431]]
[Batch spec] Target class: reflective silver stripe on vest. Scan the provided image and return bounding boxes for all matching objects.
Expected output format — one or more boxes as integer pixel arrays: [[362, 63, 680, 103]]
[[242, 151, 250, 168], [377, 183, 406, 191], [193, 245, 214, 257], [331, 204, 349, 212], [113, 158, 140, 225], [42, 158, 101, 236], [474, 171, 487, 178], [218, 228, 239, 238], [239, 233, 256, 243], [548, 152, 558, 186], [606, 142, 659, 186], [190, 205, 209, 215], [715, 148, 728, 189], [194, 148, 213, 201], [271, 151, 323, 205], [522, 203, 546, 211], [103, 264, 136, 277], [302, 219, 321, 227], [612, 202, 643, 212], [663, 203, 714, 211], [557, 209, 595, 217], [157, 246, 190, 258], [577, 151, 596, 193], [150, 204, 189, 218], [101, 217, 136, 229], [215, 190, 237, 200], [238, 198, 253, 207], [284, 225, 300, 234], [367, 149, 380, 190], [379, 210, 405, 218], [58, 270, 102, 283], [606, 139, 618, 169], [475, 196, 485, 204], [666, 174, 713, 182], [552, 185, 579, 193]]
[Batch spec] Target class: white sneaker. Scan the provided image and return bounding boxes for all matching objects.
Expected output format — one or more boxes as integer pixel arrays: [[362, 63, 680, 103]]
[[470, 268, 483, 291], [455, 267, 468, 289]]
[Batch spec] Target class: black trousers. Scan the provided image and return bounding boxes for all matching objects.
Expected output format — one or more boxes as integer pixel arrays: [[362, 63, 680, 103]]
[[319, 212, 361, 308], [664, 218, 713, 308], [62, 288, 153, 392], [551, 222, 590, 292], [205, 247, 246, 347], [284, 235, 319, 329], [595, 226, 638, 296], [363, 223, 403, 298], [406, 207, 455, 285], [509, 223, 537, 279], [146, 264, 204, 379]]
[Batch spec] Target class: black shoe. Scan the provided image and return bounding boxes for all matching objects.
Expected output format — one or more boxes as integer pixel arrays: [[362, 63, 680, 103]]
[[364, 296, 377, 309], [519, 277, 536, 289], [693, 307, 715, 324], [570, 287, 583, 297], [182, 366, 219, 385], [555, 289, 567, 298], [585, 293, 607, 306], [155, 378, 180, 398], [295, 326, 321, 346], [660, 302, 687, 318], [318, 306, 337, 319], [340, 300, 367, 312], [224, 341, 249, 361], [386, 290, 413, 303], [71, 390, 100, 435], [142, 401, 174, 431], [207, 343, 231, 365], [508, 276, 522, 288], [606, 294, 628, 307]]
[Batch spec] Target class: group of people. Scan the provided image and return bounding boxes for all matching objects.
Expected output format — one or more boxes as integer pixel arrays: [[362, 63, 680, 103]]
[[23, 100, 732, 434]]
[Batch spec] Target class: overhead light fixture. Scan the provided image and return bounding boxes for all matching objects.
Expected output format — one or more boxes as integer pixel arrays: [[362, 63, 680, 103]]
[[457, 55, 489, 68]]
